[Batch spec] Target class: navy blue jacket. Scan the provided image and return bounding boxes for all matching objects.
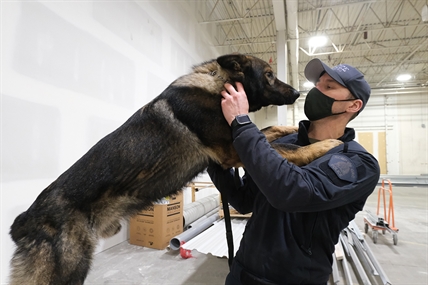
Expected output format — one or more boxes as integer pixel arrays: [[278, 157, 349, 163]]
[[207, 120, 380, 284]]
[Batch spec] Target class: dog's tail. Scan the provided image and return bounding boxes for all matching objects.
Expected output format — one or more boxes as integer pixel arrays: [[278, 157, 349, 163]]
[[9, 210, 95, 285]]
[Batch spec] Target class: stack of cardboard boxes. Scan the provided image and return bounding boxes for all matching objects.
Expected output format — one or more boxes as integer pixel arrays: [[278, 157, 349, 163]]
[[129, 193, 183, 250]]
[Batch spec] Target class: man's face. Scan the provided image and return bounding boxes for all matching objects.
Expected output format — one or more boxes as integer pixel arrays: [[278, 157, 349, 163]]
[[315, 73, 354, 115]]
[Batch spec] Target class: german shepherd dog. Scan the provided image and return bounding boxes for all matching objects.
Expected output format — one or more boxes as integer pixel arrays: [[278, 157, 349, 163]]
[[9, 54, 342, 284]]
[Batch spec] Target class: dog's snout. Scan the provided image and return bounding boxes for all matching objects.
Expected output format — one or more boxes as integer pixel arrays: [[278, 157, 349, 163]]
[[283, 88, 300, 105], [292, 89, 300, 100]]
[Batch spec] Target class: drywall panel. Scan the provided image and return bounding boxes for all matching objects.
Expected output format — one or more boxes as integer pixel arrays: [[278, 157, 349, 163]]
[[358, 132, 374, 155], [397, 93, 428, 175], [2, 95, 61, 182], [378, 132, 387, 175], [13, 2, 136, 108]]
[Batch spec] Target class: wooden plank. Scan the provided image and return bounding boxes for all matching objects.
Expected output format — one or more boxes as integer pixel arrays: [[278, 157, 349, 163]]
[[334, 242, 344, 260]]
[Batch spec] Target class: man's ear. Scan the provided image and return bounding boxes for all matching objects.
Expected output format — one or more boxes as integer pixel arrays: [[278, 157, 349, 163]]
[[217, 53, 249, 72], [348, 99, 363, 113]]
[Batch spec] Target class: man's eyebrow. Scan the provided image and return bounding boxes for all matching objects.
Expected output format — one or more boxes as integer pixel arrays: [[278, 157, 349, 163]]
[[317, 77, 336, 84]]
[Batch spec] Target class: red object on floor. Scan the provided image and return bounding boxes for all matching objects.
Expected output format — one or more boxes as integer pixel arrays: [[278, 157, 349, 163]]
[[180, 241, 193, 259]]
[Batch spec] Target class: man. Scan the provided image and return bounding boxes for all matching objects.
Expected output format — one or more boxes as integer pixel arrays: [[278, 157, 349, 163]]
[[207, 58, 380, 284]]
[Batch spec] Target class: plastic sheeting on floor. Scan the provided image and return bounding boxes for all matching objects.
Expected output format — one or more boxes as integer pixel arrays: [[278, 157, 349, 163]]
[[180, 218, 247, 257]]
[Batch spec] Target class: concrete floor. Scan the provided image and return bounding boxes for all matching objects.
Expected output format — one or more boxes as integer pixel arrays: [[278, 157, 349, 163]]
[[85, 186, 427, 285], [354, 185, 428, 284]]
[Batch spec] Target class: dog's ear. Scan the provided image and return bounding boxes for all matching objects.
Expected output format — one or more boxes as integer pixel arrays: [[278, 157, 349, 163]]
[[217, 53, 250, 72]]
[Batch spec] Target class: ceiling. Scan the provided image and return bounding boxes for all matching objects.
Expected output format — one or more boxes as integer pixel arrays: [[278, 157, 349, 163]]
[[195, 0, 428, 92]]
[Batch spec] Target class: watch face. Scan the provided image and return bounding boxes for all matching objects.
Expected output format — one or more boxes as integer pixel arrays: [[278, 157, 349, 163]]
[[236, 115, 250, 124]]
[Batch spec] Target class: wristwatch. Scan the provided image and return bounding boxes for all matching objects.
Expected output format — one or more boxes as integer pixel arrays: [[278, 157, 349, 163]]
[[231, 114, 251, 128]]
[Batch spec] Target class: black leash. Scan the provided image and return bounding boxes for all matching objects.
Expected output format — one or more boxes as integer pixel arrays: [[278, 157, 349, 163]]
[[221, 180, 233, 268], [221, 167, 241, 269]]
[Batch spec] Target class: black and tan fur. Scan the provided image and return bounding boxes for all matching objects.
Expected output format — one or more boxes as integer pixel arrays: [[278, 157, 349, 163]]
[[9, 54, 341, 285]]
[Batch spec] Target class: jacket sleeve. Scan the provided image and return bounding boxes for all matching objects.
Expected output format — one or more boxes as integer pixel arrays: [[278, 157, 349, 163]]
[[206, 163, 258, 214], [232, 123, 380, 213]]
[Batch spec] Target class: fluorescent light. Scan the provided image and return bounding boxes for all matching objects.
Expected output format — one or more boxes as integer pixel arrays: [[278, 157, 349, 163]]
[[396, 74, 412, 81], [303, 81, 315, 88], [308, 36, 328, 48], [422, 5, 428, 22]]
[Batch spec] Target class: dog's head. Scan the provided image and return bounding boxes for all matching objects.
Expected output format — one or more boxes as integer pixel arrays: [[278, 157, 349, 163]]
[[217, 54, 300, 112]]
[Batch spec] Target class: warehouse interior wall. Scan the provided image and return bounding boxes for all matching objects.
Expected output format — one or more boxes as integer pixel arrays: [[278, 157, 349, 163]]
[[1, 2, 218, 283]]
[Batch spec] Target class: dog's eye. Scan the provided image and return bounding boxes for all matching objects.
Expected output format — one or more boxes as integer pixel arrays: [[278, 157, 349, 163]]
[[265, 71, 276, 85], [266, 72, 275, 79]]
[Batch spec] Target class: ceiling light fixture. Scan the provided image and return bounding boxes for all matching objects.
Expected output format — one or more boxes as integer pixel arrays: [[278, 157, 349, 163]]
[[422, 4, 428, 22], [300, 35, 344, 56], [396, 74, 412, 81], [303, 81, 315, 89], [307, 35, 328, 55], [308, 36, 328, 48]]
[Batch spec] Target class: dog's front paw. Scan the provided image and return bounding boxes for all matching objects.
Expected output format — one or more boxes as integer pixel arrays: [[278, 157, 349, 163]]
[[286, 139, 343, 166], [309, 139, 344, 159], [262, 125, 298, 142], [314, 139, 343, 151]]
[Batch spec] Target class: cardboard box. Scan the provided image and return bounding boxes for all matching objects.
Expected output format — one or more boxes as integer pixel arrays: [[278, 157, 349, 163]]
[[129, 193, 183, 249]]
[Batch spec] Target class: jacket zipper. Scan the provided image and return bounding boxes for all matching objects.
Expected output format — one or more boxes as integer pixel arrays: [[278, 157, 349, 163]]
[[301, 213, 319, 256]]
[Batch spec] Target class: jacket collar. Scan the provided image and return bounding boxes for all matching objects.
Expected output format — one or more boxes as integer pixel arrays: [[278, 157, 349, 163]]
[[297, 120, 356, 145]]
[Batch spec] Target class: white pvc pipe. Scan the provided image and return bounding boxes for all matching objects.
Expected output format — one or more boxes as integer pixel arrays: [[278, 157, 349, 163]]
[[170, 212, 220, 250], [183, 194, 219, 227], [186, 207, 219, 229]]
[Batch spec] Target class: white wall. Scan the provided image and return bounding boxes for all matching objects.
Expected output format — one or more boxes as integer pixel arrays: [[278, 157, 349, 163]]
[[349, 89, 428, 175], [395, 91, 428, 174], [1, 1, 218, 283]]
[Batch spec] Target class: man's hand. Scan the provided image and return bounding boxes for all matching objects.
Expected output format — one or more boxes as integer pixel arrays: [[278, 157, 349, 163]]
[[220, 82, 250, 125]]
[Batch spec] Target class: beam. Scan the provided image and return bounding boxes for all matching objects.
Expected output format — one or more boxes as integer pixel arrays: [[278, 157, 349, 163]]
[[198, 14, 273, 24], [273, 0, 288, 125]]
